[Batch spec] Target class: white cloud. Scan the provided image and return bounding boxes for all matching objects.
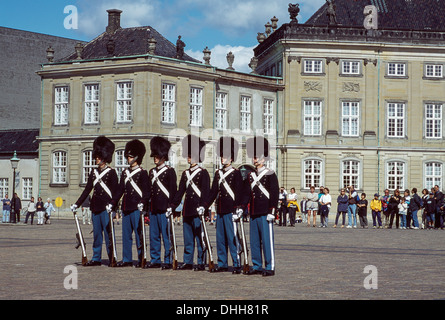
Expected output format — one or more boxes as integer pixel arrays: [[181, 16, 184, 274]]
[[186, 44, 256, 73], [76, 0, 161, 38]]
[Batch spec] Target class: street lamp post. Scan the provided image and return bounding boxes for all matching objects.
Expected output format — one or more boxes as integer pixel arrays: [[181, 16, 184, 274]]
[[10, 151, 20, 223]]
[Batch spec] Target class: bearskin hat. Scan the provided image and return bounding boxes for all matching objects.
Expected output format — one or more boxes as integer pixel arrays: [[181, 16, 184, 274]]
[[182, 134, 206, 163], [124, 139, 146, 165], [246, 136, 270, 160], [216, 137, 239, 162], [150, 136, 171, 161], [92, 136, 115, 164]]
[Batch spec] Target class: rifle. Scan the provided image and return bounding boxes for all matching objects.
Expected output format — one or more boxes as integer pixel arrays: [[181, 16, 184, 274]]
[[168, 212, 178, 270], [139, 211, 148, 268], [238, 213, 250, 274], [200, 213, 215, 271], [108, 211, 118, 267], [73, 210, 88, 266]]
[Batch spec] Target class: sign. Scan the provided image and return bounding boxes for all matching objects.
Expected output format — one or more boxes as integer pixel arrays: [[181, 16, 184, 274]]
[[55, 197, 63, 208]]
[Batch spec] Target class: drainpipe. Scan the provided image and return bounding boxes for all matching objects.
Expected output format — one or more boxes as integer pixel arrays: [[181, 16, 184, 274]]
[[377, 49, 381, 193]]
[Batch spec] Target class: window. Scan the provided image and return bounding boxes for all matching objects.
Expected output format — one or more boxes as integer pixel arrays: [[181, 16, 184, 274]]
[[425, 162, 443, 191], [215, 92, 227, 130], [84, 84, 100, 124], [341, 101, 359, 137], [425, 64, 443, 78], [82, 151, 95, 184], [161, 83, 176, 124], [342, 61, 360, 75], [425, 103, 442, 139], [387, 103, 405, 138], [304, 100, 322, 136], [54, 86, 69, 125], [116, 82, 132, 122], [22, 178, 32, 200], [53, 151, 67, 184], [387, 161, 405, 191], [263, 99, 274, 135], [387, 62, 406, 77], [115, 150, 128, 180], [304, 59, 323, 74], [240, 95, 251, 132], [342, 160, 360, 189], [190, 87, 203, 127], [304, 159, 322, 189], [0, 178, 8, 198]]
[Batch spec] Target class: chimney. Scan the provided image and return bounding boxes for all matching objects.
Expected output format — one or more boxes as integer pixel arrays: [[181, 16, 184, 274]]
[[106, 9, 122, 34]]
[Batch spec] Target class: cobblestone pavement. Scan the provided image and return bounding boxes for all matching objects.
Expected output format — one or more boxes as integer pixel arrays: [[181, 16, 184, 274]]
[[1, 216, 444, 302]]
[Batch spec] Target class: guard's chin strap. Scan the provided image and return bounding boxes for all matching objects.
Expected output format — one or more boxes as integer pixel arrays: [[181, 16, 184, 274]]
[[128, 156, 139, 167]]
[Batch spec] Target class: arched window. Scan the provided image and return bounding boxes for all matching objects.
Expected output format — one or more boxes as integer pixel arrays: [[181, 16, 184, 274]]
[[303, 159, 322, 189]]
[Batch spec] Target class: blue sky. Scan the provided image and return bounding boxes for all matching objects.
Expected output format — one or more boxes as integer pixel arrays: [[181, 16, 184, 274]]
[[0, 0, 325, 72]]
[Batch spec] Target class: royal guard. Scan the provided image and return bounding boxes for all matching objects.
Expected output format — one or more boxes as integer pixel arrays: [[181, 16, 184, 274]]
[[146, 136, 177, 269], [71, 136, 118, 266], [207, 137, 244, 274], [109, 139, 150, 267], [171, 134, 210, 271], [243, 136, 279, 276]]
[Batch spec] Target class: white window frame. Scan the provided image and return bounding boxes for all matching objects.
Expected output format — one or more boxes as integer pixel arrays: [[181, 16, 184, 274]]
[[304, 59, 323, 74], [425, 103, 443, 139], [303, 100, 322, 136], [341, 101, 360, 137], [84, 84, 100, 124], [303, 159, 323, 189], [387, 102, 406, 138], [116, 82, 133, 123], [387, 62, 406, 77], [386, 161, 405, 191], [240, 95, 251, 132], [54, 86, 69, 125], [115, 150, 128, 180], [82, 150, 95, 184], [425, 64, 443, 78], [342, 160, 360, 190], [0, 178, 9, 199], [424, 162, 443, 191], [52, 151, 67, 184], [161, 83, 176, 124], [189, 87, 203, 127], [341, 61, 360, 75], [22, 178, 33, 200], [263, 98, 274, 135], [215, 92, 227, 130]]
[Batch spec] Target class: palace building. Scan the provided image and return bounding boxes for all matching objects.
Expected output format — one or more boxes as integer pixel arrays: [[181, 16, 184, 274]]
[[254, 0, 445, 196]]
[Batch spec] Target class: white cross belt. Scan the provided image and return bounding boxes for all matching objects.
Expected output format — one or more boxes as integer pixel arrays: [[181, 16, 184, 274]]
[[186, 168, 202, 198], [125, 167, 143, 198], [151, 166, 170, 199], [250, 169, 270, 199], [218, 168, 235, 201], [93, 167, 112, 198]]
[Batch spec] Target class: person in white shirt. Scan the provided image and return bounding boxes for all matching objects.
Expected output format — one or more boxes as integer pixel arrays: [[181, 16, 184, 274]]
[[319, 187, 332, 228], [287, 188, 298, 226], [25, 197, 36, 225]]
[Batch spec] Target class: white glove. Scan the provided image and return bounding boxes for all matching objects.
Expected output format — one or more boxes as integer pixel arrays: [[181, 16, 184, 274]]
[[232, 208, 243, 222], [137, 203, 144, 212], [70, 204, 78, 212], [106, 204, 113, 213], [197, 206, 205, 217], [166, 207, 172, 218], [266, 214, 275, 222]]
